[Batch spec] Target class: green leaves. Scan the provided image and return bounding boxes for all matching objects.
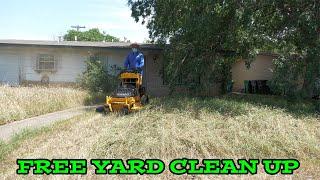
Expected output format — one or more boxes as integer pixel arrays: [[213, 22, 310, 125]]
[[78, 59, 118, 94], [64, 28, 120, 42], [128, 0, 320, 97], [141, 1, 257, 93]]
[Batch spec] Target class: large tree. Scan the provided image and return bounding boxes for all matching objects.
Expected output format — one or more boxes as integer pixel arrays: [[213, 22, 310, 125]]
[[128, 0, 320, 97], [64, 28, 120, 42], [128, 0, 265, 94], [253, 1, 320, 98]]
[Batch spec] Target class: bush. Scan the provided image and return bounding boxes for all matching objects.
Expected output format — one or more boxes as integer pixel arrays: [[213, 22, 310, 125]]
[[269, 54, 304, 97], [315, 101, 320, 113], [78, 58, 118, 94]]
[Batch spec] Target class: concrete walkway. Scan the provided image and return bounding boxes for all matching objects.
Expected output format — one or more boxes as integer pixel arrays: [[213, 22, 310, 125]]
[[0, 106, 95, 142]]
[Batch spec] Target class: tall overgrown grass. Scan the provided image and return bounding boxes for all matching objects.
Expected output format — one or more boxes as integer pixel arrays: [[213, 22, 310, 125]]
[[90, 95, 320, 177], [0, 94, 319, 178], [0, 85, 88, 125]]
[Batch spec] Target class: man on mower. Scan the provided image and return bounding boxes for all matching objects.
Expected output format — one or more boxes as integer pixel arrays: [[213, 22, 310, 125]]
[[124, 43, 144, 75], [95, 43, 147, 114], [123, 43, 147, 99]]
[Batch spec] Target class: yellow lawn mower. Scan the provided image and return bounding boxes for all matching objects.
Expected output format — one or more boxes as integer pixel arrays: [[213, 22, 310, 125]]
[[96, 69, 149, 115]]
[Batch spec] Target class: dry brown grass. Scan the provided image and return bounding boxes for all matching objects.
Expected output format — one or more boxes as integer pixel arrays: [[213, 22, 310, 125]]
[[0, 85, 88, 125], [0, 95, 319, 179]]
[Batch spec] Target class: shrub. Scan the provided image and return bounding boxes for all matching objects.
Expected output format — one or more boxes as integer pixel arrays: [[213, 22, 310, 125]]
[[78, 58, 118, 94]]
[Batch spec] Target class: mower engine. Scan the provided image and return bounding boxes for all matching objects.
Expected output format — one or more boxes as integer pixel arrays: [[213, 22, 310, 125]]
[[96, 70, 149, 115]]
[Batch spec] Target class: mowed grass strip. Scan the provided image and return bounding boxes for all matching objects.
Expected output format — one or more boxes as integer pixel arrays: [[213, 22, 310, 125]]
[[0, 112, 110, 178], [0, 85, 88, 125], [0, 95, 319, 179]]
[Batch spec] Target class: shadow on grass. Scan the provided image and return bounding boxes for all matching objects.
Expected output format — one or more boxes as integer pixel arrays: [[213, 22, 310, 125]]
[[149, 94, 319, 119], [83, 92, 106, 106], [150, 95, 250, 118], [224, 94, 319, 118]]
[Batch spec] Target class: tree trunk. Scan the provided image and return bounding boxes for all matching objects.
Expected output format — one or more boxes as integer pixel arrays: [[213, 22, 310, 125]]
[[301, 61, 318, 98]]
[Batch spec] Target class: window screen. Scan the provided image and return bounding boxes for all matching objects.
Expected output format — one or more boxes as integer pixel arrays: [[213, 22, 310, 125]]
[[37, 54, 56, 72]]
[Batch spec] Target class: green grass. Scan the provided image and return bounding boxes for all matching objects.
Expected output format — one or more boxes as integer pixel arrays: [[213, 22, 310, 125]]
[[0, 127, 51, 161], [0, 113, 83, 161]]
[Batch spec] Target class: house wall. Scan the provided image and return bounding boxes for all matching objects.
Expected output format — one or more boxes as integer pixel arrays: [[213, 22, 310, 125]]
[[0, 44, 277, 96], [22, 47, 87, 83], [94, 48, 128, 68], [0, 46, 142, 84], [0, 45, 169, 96], [144, 53, 170, 96], [0, 46, 126, 84], [0, 46, 86, 84], [231, 55, 275, 92]]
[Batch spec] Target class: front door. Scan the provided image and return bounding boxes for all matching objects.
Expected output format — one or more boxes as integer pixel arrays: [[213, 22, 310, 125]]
[[0, 53, 20, 85]]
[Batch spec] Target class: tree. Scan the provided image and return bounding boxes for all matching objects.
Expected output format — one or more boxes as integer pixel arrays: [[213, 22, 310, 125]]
[[64, 28, 120, 42], [252, 1, 320, 98], [128, 0, 319, 97], [128, 0, 262, 94]]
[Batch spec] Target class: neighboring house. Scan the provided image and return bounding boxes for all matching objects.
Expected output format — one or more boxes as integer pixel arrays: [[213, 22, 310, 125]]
[[0, 39, 276, 96]]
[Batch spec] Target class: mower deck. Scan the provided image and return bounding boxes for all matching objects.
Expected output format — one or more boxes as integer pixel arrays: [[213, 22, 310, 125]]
[[97, 70, 148, 115]]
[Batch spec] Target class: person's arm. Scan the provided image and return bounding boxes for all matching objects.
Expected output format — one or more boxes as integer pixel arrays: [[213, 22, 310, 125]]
[[138, 53, 144, 68]]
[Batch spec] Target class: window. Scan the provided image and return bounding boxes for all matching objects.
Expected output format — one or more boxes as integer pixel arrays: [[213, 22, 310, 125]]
[[89, 55, 121, 75], [36, 54, 56, 72]]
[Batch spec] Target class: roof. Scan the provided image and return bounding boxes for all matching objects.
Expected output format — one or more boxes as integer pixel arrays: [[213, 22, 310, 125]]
[[0, 39, 163, 50], [0, 40, 278, 56]]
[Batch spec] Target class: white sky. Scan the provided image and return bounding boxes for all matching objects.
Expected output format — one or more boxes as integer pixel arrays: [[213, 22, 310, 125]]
[[0, 0, 150, 43]]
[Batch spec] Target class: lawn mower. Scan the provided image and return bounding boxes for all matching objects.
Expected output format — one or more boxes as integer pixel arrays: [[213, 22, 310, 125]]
[[96, 69, 149, 115]]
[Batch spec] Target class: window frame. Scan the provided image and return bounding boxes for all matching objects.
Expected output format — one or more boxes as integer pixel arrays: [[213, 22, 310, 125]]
[[36, 54, 57, 72]]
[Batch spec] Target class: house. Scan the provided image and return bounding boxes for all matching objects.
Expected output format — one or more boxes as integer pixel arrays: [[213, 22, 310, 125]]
[[0, 40, 169, 96], [0, 39, 275, 96], [231, 53, 277, 92]]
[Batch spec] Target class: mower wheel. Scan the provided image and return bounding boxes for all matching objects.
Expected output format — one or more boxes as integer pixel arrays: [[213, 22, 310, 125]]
[[121, 107, 129, 115], [141, 95, 149, 105], [96, 105, 105, 113], [104, 105, 111, 114]]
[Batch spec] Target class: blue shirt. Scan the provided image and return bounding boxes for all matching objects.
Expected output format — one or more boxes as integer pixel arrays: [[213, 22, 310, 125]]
[[124, 51, 144, 74]]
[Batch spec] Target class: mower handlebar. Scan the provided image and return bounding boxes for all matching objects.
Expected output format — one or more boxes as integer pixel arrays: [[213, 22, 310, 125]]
[[120, 68, 142, 74]]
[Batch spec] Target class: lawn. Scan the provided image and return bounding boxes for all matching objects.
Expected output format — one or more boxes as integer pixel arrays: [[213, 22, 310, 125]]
[[0, 94, 319, 179], [0, 85, 89, 125]]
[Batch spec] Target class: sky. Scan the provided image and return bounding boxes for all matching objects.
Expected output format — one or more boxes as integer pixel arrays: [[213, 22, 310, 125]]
[[0, 0, 149, 43]]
